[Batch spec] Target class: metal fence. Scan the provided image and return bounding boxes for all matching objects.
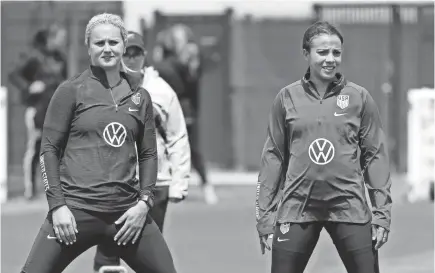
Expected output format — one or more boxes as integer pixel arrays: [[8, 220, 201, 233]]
[[313, 2, 434, 172], [1, 2, 433, 197]]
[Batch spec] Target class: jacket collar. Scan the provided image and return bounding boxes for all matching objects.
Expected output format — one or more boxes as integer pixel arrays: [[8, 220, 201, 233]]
[[301, 67, 346, 98], [89, 65, 142, 91]]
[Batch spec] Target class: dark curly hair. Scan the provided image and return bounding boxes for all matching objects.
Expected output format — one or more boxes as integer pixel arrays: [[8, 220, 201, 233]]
[[302, 21, 343, 51]]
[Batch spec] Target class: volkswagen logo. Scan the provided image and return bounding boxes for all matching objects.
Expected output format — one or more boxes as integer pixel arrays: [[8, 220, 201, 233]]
[[103, 122, 127, 147], [308, 138, 335, 165]]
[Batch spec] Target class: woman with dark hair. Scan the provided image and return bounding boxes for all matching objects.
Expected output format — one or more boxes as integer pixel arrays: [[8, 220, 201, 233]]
[[162, 24, 219, 204], [9, 24, 67, 200], [20, 13, 177, 273], [256, 21, 392, 273]]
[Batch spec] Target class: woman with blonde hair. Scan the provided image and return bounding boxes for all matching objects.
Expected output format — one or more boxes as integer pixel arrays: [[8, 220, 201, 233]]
[[20, 13, 177, 273]]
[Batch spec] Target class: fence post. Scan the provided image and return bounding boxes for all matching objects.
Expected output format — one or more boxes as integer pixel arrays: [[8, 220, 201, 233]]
[[224, 8, 234, 168], [0, 87, 8, 203], [388, 4, 403, 172], [67, 11, 79, 77], [313, 4, 321, 22]]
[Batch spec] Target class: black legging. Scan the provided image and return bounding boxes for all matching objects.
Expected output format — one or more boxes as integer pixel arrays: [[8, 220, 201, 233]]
[[23, 129, 41, 198], [21, 206, 176, 273], [187, 122, 208, 185], [272, 221, 378, 273], [94, 186, 170, 271]]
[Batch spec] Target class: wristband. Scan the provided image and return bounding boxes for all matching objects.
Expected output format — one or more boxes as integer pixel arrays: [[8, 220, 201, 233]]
[[139, 190, 154, 208]]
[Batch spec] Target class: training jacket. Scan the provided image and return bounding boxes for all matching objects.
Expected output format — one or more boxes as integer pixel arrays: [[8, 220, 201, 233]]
[[142, 67, 191, 199], [256, 70, 392, 236], [40, 65, 157, 213]]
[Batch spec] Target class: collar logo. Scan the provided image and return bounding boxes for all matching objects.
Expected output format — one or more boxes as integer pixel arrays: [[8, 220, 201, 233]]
[[131, 92, 141, 105], [337, 95, 349, 109], [308, 138, 335, 165], [103, 122, 127, 147]]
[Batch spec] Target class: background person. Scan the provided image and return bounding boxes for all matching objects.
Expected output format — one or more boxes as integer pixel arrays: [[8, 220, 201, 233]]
[[8, 24, 68, 200], [157, 25, 218, 204], [93, 31, 191, 272]]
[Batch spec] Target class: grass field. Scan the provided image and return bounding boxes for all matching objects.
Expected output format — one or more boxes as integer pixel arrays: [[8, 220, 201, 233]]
[[1, 185, 434, 273]]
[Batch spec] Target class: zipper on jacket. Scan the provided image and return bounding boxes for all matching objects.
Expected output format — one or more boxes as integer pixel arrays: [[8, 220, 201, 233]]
[[320, 91, 328, 104], [107, 77, 127, 112], [319, 84, 338, 104], [318, 94, 324, 124], [109, 87, 118, 112]]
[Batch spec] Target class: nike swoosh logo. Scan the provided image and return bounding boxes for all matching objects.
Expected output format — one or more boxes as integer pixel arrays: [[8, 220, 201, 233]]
[[277, 237, 289, 242], [334, 112, 346, 116], [47, 234, 57, 240], [129, 107, 139, 112]]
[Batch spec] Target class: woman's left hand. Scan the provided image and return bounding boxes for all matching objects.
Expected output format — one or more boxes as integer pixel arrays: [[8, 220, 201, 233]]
[[114, 201, 149, 245], [372, 224, 389, 250]]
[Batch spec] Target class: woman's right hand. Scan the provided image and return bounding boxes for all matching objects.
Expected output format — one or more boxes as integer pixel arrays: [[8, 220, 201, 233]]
[[51, 205, 78, 245], [259, 234, 273, 254]]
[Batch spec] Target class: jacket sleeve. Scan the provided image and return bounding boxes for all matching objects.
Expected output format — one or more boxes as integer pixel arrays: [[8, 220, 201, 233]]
[[39, 82, 76, 212], [359, 89, 392, 231], [256, 90, 287, 236], [155, 62, 186, 97], [165, 89, 191, 199], [8, 53, 39, 103], [136, 89, 158, 203]]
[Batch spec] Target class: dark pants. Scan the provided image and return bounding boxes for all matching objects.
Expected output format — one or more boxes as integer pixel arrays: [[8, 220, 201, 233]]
[[21, 205, 176, 273], [94, 186, 170, 271], [23, 124, 41, 198], [272, 221, 377, 273], [187, 122, 208, 185]]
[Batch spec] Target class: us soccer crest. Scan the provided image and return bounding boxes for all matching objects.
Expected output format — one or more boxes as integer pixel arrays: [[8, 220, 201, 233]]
[[280, 223, 290, 234], [337, 95, 349, 109], [131, 92, 141, 105]]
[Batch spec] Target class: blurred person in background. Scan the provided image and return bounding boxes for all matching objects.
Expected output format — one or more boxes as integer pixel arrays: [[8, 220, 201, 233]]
[[93, 30, 191, 273], [256, 21, 392, 273], [152, 29, 186, 97], [20, 13, 177, 273], [156, 24, 218, 204], [8, 24, 68, 200]]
